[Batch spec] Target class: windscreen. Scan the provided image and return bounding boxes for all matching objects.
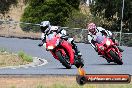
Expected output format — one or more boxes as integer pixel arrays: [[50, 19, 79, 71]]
[[96, 35, 105, 44], [47, 32, 56, 40]]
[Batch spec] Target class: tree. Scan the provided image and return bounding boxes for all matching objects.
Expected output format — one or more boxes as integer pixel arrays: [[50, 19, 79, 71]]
[[20, 0, 82, 32], [0, 0, 18, 15], [66, 10, 88, 28], [90, 0, 132, 32], [65, 0, 80, 9]]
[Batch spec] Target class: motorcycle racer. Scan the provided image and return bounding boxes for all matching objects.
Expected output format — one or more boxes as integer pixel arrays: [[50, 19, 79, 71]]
[[87, 23, 124, 53], [38, 21, 82, 57]]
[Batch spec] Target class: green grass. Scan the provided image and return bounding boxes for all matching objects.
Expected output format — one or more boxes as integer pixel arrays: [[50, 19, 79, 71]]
[[36, 85, 45, 88], [10, 86, 16, 88], [0, 48, 33, 67], [51, 84, 68, 88], [0, 48, 33, 62], [0, 48, 6, 52], [18, 51, 33, 62]]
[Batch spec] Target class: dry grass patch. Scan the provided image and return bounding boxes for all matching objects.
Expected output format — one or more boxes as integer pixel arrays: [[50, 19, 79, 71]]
[[0, 76, 131, 88], [0, 52, 32, 67]]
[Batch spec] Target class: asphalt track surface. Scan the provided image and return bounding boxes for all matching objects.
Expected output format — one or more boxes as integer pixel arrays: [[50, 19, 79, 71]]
[[0, 37, 132, 75]]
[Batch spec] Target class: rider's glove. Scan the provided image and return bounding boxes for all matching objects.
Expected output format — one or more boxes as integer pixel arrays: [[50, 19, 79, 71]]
[[61, 35, 69, 40], [38, 43, 43, 47]]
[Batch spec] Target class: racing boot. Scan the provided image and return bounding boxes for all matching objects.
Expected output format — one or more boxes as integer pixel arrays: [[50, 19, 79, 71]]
[[73, 46, 84, 68], [74, 46, 82, 58], [107, 59, 111, 63]]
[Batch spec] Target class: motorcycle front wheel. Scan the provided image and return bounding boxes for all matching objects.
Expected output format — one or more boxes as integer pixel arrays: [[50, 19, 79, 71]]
[[109, 50, 123, 65], [56, 51, 72, 69]]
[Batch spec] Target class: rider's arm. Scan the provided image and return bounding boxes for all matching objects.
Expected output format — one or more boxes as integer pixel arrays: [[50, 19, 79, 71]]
[[107, 30, 113, 38], [38, 33, 46, 47], [57, 28, 69, 40], [41, 33, 45, 40], [88, 34, 96, 49], [60, 29, 67, 36], [101, 30, 113, 38], [57, 27, 67, 36], [97, 27, 112, 37], [41, 33, 46, 43]]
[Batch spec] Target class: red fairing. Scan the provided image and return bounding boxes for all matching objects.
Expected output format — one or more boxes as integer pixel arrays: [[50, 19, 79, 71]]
[[96, 37, 122, 60], [50, 40, 74, 64], [45, 32, 74, 65], [106, 39, 122, 59], [109, 46, 122, 59], [46, 34, 58, 49], [50, 48, 67, 60], [50, 51, 59, 60], [60, 40, 74, 64]]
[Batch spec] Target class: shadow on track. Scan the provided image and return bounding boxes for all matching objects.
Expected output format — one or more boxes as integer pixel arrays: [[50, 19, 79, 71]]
[[49, 67, 76, 69], [90, 63, 119, 65]]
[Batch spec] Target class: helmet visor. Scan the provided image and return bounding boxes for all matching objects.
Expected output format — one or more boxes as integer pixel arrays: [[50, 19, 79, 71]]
[[89, 28, 96, 34], [40, 26, 48, 32]]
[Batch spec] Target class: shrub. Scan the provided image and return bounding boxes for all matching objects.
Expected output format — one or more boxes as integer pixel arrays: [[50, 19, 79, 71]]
[[18, 51, 33, 62], [0, 48, 6, 52]]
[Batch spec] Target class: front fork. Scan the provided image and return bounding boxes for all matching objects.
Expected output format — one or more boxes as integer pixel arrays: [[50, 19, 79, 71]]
[[112, 45, 122, 58], [107, 46, 122, 60]]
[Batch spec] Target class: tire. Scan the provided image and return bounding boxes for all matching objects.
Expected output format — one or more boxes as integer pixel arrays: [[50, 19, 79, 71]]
[[109, 50, 123, 65], [75, 58, 84, 68], [56, 51, 72, 69]]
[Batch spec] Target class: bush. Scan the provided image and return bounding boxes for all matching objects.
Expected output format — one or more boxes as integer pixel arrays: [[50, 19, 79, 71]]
[[20, 0, 81, 32], [0, 48, 6, 52], [66, 10, 88, 28], [18, 51, 33, 62]]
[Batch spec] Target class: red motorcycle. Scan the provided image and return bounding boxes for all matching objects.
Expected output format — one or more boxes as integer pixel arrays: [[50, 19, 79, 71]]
[[44, 32, 84, 69], [95, 35, 123, 65]]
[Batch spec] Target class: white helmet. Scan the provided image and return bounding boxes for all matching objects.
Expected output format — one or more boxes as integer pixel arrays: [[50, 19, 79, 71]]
[[40, 21, 51, 32]]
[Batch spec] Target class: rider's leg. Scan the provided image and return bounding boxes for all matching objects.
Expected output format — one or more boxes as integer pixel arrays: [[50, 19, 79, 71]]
[[111, 38, 124, 52], [91, 40, 102, 55], [68, 38, 82, 56], [38, 38, 46, 47]]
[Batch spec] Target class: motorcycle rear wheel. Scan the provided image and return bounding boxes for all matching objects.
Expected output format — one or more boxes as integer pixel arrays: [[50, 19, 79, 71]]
[[109, 50, 123, 65], [56, 51, 72, 69]]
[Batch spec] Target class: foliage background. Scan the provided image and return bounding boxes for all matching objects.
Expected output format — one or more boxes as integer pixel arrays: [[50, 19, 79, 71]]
[[0, 0, 18, 15], [90, 0, 132, 32], [0, 0, 131, 33]]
